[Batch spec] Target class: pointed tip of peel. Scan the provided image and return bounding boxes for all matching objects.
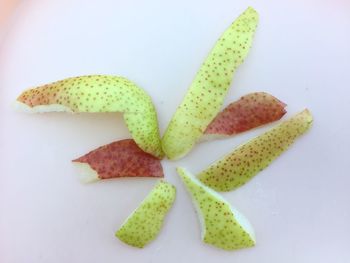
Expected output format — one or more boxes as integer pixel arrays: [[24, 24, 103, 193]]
[[301, 108, 313, 124], [246, 6, 259, 18], [72, 161, 100, 183], [12, 100, 33, 112], [247, 6, 256, 11], [303, 108, 312, 116], [176, 167, 187, 178]]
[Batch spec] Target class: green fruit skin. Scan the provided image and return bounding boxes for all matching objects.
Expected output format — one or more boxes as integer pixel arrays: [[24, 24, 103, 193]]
[[115, 180, 176, 248], [162, 7, 259, 160], [198, 109, 313, 192], [177, 167, 256, 250], [16, 75, 164, 159]]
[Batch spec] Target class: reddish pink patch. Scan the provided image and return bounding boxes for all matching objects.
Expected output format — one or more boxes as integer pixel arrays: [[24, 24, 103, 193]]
[[72, 139, 163, 179], [17, 85, 60, 108], [205, 92, 287, 136]]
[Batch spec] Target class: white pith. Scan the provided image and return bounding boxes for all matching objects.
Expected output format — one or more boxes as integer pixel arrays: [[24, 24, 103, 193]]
[[178, 167, 256, 243], [198, 133, 229, 142], [13, 101, 73, 113], [72, 162, 100, 183]]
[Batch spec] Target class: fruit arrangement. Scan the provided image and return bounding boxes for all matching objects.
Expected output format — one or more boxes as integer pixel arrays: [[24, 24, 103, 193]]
[[15, 7, 312, 250]]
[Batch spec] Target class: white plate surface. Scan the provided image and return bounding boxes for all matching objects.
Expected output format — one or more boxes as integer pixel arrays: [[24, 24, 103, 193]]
[[1, 0, 349, 262]]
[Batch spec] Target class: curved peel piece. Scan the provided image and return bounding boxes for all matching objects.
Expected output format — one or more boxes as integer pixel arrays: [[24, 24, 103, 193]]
[[116, 180, 176, 248], [198, 109, 313, 192], [177, 167, 255, 250], [72, 139, 164, 183], [15, 75, 163, 158], [162, 7, 259, 160], [203, 92, 287, 138]]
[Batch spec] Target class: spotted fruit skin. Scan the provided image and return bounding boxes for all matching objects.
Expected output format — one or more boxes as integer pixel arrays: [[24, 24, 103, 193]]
[[198, 109, 313, 192], [177, 167, 255, 250], [16, 75, 163, 158], [72, 139, 163, 180], [204, 92, 287, 136], [162, 7, 259, 160], [115, 180, 176, 248]]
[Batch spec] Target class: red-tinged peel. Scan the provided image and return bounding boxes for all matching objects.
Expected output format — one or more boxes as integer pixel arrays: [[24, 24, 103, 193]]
[[72, 139, 163, 183], [204, 92, 287, 137], [198, 109, 313, 192], [15, 75, 164, 159]]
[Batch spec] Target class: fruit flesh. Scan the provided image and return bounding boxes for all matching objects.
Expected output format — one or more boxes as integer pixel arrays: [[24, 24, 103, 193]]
[[15, 75, 164, 158], [177, 167, 255, 250], [198, 109, 313, 192], [204, 92, 287, 137], [115, 180, 176, 248], [162, 7, 259, 160], [72, 139, 163, 183]]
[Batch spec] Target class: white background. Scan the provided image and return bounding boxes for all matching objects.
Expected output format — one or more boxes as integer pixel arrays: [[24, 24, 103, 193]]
[[0, 0, 349, 262]]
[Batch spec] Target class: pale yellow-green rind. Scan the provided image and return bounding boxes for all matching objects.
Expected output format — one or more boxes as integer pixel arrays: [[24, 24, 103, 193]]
[[177, 167, 255, 250], [198, 109, 313, 192], [162, 7, 259, 160], [115, 180, 176, 248], [16, 75, 164, 158]]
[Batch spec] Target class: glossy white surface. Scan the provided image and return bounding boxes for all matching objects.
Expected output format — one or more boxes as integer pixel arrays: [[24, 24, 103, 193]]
[[1, 0, 349, 262]]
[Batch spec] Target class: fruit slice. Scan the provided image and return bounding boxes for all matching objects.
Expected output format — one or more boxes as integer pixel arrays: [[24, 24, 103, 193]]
[[72, 139, 164, 183], [116, 180, 176, 248], [162, 7, 259, 160], [198, 109, 313, 192], [15, 75, 163, 158], [177, 167, 255, 250], [203, 92, 287, 139]]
